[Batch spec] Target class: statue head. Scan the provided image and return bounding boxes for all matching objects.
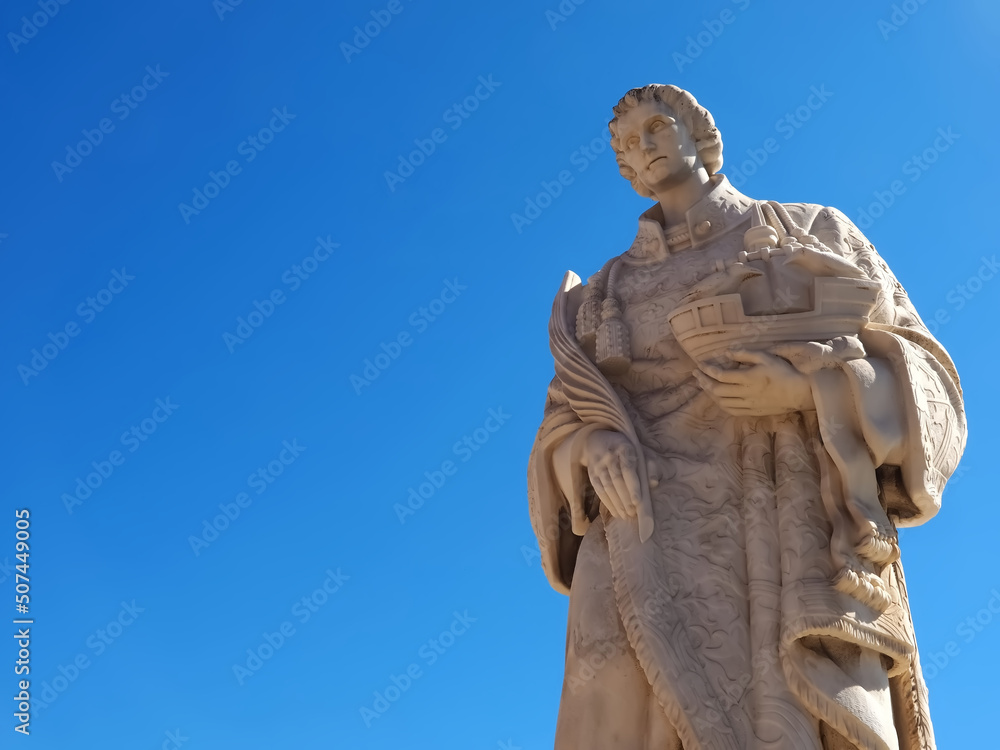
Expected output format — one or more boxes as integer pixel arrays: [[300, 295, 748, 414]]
[[609, 85, 723, 199]]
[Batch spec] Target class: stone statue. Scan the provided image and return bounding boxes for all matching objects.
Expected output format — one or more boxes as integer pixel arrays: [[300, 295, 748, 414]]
[[526, 84, 966, 750]]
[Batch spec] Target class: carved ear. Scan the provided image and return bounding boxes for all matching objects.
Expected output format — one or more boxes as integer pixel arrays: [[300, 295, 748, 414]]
[[695, 139, 723, 174]]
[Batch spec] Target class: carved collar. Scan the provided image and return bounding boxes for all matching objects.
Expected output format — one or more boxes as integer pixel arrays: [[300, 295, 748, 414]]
[[626, 174, 757, 261]]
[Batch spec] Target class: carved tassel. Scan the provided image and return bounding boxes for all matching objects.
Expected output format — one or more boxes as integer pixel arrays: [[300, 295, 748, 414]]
[[575, 283, 602, 355], [596, 297, 631, 375]]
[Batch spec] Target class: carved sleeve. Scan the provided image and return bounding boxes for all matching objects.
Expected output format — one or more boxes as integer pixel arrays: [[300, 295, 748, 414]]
[[526, 375, 590, 594], [806, 206, 967, 525]]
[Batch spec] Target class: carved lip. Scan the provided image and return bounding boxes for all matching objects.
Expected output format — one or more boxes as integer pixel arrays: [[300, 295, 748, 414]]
[[646, 155, 669, 168]]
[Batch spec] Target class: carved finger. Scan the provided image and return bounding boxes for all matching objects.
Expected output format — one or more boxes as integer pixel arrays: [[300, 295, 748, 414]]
[[602, 467, 630, 518], [609, 469, 636, 518], [592, 470, 624, 519], [771, 342, 825, 360], [715, 398, 756, 416], [710, 382, 753, 399], [696, 373, 745, 404], [725, 405, 779, 417], [620, 457, 642, 502], [589, 472, 614, 516], [718, 396, 756, 409], [726, 349, 777, 368], [700, 363, 752, 385], [646, 459, 660, 489]]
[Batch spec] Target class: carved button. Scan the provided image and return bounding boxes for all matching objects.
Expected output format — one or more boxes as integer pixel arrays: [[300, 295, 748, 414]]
[[694, 220, 712, 237]]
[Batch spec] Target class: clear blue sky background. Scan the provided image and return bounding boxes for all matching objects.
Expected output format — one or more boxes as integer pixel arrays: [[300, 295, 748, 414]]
[[1, 1, 998, 747]]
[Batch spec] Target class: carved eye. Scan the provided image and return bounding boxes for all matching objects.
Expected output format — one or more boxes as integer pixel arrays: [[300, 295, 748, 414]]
[[625, 135, 639, 149], [649, 120, 665, 133]]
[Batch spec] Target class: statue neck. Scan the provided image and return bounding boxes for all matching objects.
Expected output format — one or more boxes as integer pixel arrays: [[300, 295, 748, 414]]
[[652, 168, 713, 227]]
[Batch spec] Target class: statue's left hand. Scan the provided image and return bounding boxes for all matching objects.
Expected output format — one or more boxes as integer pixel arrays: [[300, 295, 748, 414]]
[[693, 349, 815, 417]]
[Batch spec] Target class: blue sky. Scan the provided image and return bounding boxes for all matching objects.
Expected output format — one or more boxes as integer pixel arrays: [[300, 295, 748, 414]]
[[1, 0, 998, 747]]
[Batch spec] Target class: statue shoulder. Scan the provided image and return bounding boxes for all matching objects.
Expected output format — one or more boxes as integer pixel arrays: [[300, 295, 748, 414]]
[[560, 255, 620, 310], [548, 255, 624, 363], [586, 256, 622, 287], [772, 201, 830, 234], [768, 201, 873, 258]]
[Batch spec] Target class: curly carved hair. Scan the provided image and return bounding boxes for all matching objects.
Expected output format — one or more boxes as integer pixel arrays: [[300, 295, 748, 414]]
[[609, 84, 723, 199]]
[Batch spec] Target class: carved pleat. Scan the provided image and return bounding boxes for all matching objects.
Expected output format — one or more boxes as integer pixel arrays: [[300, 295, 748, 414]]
[[743, 418, 822, 749]]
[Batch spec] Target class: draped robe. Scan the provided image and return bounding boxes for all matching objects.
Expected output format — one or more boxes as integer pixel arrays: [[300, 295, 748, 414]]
[[527, 176, 966, 750]]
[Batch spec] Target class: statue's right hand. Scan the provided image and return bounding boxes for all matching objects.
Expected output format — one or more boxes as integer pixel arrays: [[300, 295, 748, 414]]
[[582, 429, 641, 521]]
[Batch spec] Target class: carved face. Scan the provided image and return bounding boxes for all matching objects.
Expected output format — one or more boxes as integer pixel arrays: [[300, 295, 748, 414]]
[[616, 99, 702, 195]]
